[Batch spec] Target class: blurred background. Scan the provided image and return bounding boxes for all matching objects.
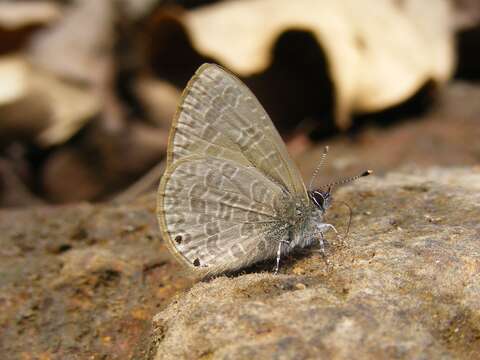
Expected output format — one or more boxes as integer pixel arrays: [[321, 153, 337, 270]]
[[0, 0, 479, 208]]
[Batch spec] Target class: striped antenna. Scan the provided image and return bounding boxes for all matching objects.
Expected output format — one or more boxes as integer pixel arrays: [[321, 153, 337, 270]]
[[323, 170, 373, 189], [308, 146, 329, 191]]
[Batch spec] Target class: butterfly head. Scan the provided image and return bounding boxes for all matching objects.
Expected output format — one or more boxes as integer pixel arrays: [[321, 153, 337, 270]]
[[309, 187, 332, 213], [308, 170, 373, 213]]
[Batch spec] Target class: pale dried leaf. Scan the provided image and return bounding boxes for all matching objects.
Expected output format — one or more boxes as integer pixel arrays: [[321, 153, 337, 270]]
[[0, 56, 100, 146], [0, 2, 61, 30], [181, 0, 455, 127], [33, 71, 100, 146], [27, 0, 113, 83], [0, 58, 28, 104], [134, 76, 182, 129]]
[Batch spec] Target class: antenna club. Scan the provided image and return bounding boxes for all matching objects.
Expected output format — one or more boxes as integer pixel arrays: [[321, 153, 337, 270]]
[[362, 170, 373, 177]]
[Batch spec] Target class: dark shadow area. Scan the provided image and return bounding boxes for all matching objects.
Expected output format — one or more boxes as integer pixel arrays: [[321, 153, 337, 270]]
[[145, 12, 214, 87], [455, 26, 480, 81], [112, 3, 147, 120], [348, 80, 437, 136], [0, 25, 43, 55], [246, 29, 336, 138], [160, 0, 222, 9], [203, 242, 333, 281], [26, 121, 105, 201]]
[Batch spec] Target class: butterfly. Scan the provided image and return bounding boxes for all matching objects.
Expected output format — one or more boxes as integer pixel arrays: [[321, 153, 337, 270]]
[[157, 63, 371, 276]]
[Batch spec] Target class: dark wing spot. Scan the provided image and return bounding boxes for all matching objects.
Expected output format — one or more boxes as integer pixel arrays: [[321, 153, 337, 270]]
[[193, 258, 201, 267], [175, 235, 182, 244]]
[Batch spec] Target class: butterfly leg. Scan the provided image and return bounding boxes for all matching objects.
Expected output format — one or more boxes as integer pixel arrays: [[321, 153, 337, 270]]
[[311, 223, 338, 263], [318, 232, 326, 257], [317, 223, 339, 244], [324, 223, 343, 246], [316, 223, 338, 236], [274, 240, 290, 274], [306, 232, 329, 265]]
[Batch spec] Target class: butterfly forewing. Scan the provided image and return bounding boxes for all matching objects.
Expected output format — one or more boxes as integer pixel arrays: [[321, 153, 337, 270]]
[[166, 64, 307, 198], [158, 64, 309, 274]]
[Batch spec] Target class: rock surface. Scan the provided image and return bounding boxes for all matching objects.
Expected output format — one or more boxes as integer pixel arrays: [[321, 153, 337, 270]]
[[1, 166, 479, 359], [151, 167, 480, 359], [0, 196, 193, 359]]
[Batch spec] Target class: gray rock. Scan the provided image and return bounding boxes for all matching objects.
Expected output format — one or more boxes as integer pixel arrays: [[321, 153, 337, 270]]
[[152, 167, 480, 360]]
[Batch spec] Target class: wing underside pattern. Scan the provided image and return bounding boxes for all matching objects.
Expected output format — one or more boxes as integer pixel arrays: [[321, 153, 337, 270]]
[[159, 156, 292, 272], [158, 64, 308, 274], [167, 64, 307, 200]]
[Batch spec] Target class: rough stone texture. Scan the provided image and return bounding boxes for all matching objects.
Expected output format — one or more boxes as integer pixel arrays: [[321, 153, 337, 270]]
[[0, 196, 193, 359], [151, 167, 480, 360]]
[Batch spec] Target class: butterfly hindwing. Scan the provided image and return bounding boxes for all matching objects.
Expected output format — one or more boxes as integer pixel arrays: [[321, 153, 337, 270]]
[[158, 155, 292, 274]]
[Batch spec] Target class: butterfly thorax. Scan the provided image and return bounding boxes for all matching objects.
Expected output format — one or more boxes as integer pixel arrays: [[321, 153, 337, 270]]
[[293, 205, 325, 248], [273, 195, 320, 249]]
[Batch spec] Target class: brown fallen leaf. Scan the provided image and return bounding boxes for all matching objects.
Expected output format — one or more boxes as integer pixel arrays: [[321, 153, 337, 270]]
[[27, 0, 113, 84], [0, 2, 61, 55], [41, 121, 168, 203], [155, 0, 455, 128], [451, 0, 480, 29], [41, 146, 104, 203], [0, 2, 60, 30], [0, 157, 45, 207], [134, 75, 182, 129], [88, 121, 168, 176]]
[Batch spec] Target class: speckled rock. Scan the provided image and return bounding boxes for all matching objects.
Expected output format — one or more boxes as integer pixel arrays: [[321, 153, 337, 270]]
[[151, 167, 480, 360], [0, 196, 193, 359]]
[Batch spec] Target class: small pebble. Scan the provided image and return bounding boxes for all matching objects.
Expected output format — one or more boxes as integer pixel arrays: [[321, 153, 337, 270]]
[[295, 283, 307, 290]]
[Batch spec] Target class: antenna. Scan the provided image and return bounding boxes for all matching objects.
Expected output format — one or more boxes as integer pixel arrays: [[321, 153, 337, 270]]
[[308, 146, 329, 191], [323, 170, 372, 190]]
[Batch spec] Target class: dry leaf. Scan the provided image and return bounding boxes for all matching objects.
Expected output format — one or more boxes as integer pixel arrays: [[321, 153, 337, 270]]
[[0, 1, 61, 55], [174, 0, 455, 127], [0, 56, 100, 146], [27, 0, 113, 83], [134, 76, 182, 129], [0, 157, 45, 207], [41, 147, 104, 203], [450, 0, 480, 29], [0, 2, 60, 30]]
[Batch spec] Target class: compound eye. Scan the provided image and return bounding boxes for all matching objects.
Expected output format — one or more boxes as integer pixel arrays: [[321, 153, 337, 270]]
[[311, 191, 327, 210]]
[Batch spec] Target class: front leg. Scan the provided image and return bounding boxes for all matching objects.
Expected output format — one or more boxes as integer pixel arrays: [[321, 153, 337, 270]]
[[313, 223, 338, 262], [318, 222, 348, 248], [316, 223, 338, 236], [304, 232, 333, 266]]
